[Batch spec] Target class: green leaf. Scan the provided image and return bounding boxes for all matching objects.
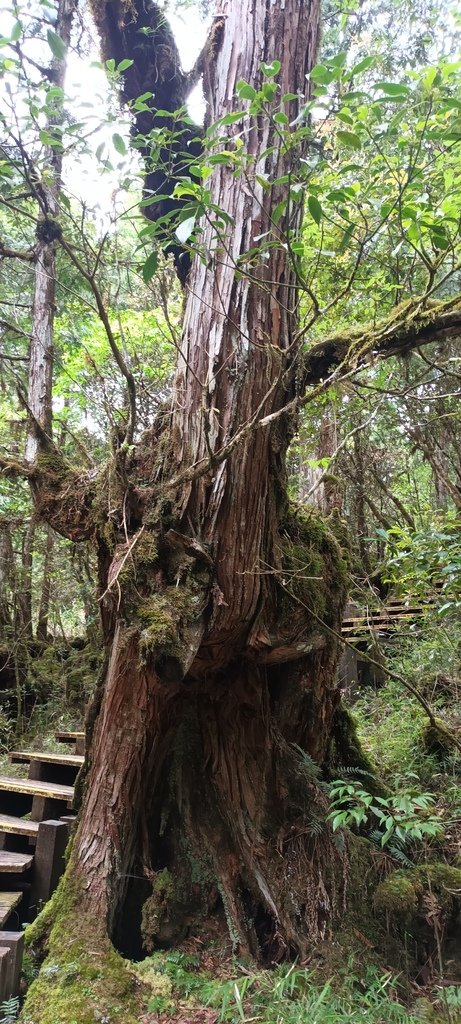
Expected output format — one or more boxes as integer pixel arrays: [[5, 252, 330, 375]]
[[373, 81, 411, 96], [262, 82, 278, 102], [349, 55, 375, 76], [330, 51, 347, 68], [337, 110, 354, 125], [46, 29, 67, 60], [308, 194, 322, 225], [272, 200, 286, 224], [338, 223, 354, 252], [175, 215, 196, 243], [112, 133, 127, 156], [142, 251, 158, 283], [117, 59, 134, 72], [336, 130, 362, 150], [236, 80, 257, 101], [10, 21, 22, 42], [310, 64, 336, 85], [260, 59, 281, 78]]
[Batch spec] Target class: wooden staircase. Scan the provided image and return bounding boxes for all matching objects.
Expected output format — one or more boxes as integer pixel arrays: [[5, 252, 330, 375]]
[[341, 595, 434, 641], [0, 734, 83, 1001]]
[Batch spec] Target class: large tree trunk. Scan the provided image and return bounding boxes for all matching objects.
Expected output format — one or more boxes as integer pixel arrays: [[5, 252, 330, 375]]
[[65, 0, 352, 962], [22, 4, 356, 1019]]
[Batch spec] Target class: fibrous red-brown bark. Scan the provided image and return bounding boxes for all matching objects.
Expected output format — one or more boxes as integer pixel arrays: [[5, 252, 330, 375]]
[[63, 0, 353, 962]]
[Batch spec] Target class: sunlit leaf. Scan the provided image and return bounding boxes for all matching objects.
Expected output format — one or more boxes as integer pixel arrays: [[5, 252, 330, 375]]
[[175, 215, 196, 243], [336, 130, 362, 150], [46, 29, 67, 60], [112, 133, 127, 155]]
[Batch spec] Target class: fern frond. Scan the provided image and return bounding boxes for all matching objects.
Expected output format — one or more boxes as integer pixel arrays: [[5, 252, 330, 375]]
[[0, 996, 20, 1024], [291, 744, 322, 781], [388, 845, 415, 869]]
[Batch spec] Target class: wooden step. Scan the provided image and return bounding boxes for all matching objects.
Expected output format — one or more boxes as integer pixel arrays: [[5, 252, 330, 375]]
[[342, 608, 423, 627], [0, 815, 39, 839], [55, 731, 85, 755], [55, 731, 84, 743], [0, 777, 73, 802], [0, 892, 22, 928], [9, 751, 83, 769], [0, 852, 33, 874], [0, 931, 25, 999]]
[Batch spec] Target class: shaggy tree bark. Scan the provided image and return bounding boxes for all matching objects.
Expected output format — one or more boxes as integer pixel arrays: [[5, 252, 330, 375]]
[[68, 0, 350, 962]]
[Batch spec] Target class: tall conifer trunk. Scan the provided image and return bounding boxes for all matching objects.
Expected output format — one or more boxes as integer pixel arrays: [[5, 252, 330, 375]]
[[65, 0, 352, 962]]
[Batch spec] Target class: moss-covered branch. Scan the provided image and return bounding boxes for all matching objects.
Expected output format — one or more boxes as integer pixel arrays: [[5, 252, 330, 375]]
[[304, 294, 461, 386]]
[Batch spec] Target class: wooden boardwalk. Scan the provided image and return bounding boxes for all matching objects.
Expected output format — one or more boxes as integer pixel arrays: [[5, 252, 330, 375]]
[[341, 595, 433, 641], [0, 733, 82, 999]]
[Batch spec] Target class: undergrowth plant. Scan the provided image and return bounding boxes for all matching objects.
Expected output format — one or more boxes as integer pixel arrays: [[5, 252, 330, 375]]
[[0, 997, 19, 1024], [138, 952, 441, 1023], [328, 779, 443, 859]]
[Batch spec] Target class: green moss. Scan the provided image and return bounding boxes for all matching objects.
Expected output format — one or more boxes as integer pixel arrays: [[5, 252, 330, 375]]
[[121, 531, 158, 584], [421, 718, 456, 763], [141, 868, 188, 951], [326, 836, 404, 971], [374, 872, 421, 916], [138, 594, 180, 658], [137, 579, 206, 675], [374, 863, 461, 925], [21, 875, 142, 1024], [278, 503, 349, 626], [422, 862, 461, 906], [36, 450, 71, 482], [329, 705, 377, 775]]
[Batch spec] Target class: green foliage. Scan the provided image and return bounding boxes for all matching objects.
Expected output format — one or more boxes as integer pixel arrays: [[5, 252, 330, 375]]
[[0, 997, 19, 1024], [137, 952, 427, 1023], [328, 778, 443, 851], [381, 513, 461, 615]]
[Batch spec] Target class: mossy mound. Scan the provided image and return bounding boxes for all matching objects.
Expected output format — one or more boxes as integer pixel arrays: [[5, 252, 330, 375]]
[[374, 862, 461, 953], [421, 718, 458, 764], [21, 877, 143, 1024], [374, 872, 421, 916]]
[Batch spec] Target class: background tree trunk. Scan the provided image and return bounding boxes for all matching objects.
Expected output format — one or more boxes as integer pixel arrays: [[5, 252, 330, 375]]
[[25, 0, 77, 464], [36, 525, 54, 643]]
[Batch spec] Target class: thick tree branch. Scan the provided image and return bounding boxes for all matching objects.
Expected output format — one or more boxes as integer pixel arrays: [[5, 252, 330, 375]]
[[0, 455, 35, 479], [303, 296, 461, 386], [0, 241, 35, 261], [89, 0, 223, 283]]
